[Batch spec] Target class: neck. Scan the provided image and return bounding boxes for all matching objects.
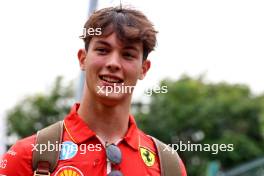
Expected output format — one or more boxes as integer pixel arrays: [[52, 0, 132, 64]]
[[77, 85, 131, 144]]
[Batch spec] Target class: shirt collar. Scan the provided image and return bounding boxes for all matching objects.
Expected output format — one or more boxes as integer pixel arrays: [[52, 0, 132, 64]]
[[123, 115, 139, 151], [64, 103, 139, 151]]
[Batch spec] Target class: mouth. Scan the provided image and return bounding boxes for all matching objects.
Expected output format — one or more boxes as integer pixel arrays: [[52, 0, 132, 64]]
[[99, 75, 124, 84]]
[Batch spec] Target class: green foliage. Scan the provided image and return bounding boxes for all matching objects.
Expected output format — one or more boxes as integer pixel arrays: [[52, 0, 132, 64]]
[[136, 75, 264, 176], [7, 76, 74, 138], [6, 74, 264, 175]]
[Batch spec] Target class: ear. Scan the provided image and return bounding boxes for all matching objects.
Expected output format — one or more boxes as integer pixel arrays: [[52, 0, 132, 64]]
[[77, 49, 87, 71], [139, 59, 151, 80]]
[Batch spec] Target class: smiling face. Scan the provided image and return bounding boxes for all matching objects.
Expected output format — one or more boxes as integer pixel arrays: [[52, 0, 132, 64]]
[[78, 33, 150, 105]]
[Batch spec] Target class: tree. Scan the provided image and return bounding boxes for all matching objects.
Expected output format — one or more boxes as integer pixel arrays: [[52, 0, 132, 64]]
[[7, 76, 74, 139], [136, 75, 264, 176]]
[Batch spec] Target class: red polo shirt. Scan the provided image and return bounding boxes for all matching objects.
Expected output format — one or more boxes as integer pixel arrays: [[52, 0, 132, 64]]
[[0, 104, 187, 176]]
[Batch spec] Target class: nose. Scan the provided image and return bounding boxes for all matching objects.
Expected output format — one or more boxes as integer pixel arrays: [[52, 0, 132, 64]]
[[106, 52, 121, 72]]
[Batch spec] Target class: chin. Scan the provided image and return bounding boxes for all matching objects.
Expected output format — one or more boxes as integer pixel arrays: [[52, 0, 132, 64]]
[[97, 92, 131, 106]]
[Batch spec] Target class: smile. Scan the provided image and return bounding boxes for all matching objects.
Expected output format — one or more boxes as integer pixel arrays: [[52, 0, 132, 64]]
[[99, 75, 124, 83]]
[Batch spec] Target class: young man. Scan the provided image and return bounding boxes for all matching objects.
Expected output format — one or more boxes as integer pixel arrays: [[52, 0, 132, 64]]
[[0, 7, 187, 176]]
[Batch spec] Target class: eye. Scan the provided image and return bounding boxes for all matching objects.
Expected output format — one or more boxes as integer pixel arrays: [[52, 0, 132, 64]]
[[123, 52, 136, 60], [95, 48, 109, 55]]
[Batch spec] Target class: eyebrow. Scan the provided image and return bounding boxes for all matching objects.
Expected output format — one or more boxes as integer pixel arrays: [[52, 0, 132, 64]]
[[94, 40, 140, 53], [123, 46, 140, 53], [94, 40, 111, 47]]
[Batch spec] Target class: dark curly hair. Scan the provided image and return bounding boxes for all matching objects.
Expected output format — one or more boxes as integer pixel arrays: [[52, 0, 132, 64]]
[[81, 6, 157, 60]]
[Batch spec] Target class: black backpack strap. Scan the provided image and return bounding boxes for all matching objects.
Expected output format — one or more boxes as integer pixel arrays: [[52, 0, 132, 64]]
[[32, 121, 64, 176], [151, 136, 182, 176]]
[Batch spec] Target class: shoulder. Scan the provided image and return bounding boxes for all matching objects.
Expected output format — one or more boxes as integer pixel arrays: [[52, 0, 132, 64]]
[[10, 134, 36, 159], [138, 129, 159, 155], [0, 135, 36, 175], [139, 130, 187, 176], [12, 134, 36, 153]]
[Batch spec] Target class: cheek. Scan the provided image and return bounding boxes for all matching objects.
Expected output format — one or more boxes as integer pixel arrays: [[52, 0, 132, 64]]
[[122, 61, 142, 79], [85, 56, 105, 85], [86, 56, 105, 72]]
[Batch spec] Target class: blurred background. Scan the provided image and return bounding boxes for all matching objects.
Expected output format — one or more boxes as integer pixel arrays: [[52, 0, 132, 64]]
[[1, 0, 264, 175]]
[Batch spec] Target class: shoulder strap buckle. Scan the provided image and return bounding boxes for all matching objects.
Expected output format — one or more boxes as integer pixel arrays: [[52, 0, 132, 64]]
[[33, 171, 51, 176], [33, 161, 51, 176]]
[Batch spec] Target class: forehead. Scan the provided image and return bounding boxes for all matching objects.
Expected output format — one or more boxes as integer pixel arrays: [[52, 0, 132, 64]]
[[90, 32, 143, 51]]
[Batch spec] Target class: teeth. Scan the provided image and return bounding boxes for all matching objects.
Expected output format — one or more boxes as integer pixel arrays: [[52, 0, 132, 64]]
[[101, 76, 121, 83]]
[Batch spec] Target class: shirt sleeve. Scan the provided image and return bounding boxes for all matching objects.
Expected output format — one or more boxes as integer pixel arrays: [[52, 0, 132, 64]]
[[0, 137, 34, 176]]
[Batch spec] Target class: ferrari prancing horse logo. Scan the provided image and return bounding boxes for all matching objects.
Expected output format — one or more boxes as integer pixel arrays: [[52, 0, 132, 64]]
[[140, 147, 155, 167]]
